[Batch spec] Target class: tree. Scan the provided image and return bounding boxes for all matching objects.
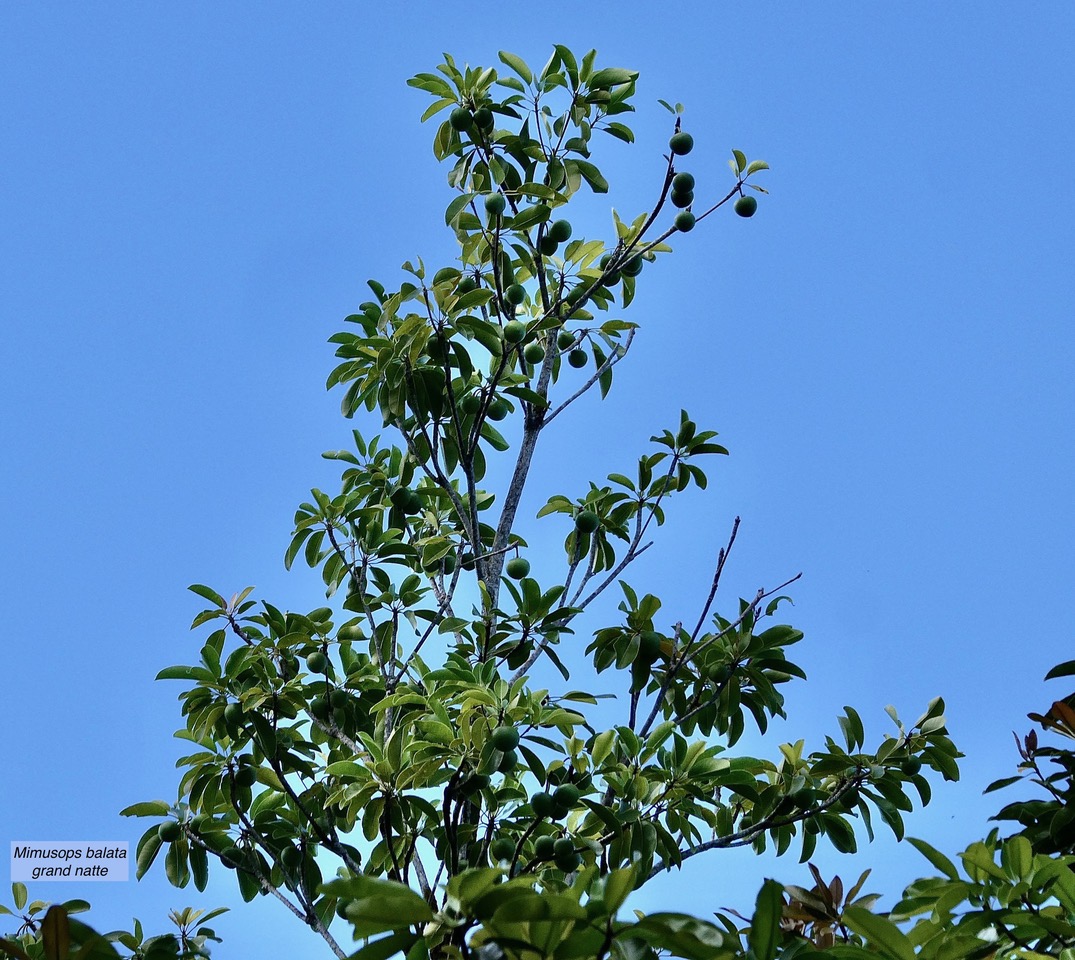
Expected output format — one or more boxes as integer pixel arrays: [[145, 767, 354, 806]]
[[3, 47, 962, 960]]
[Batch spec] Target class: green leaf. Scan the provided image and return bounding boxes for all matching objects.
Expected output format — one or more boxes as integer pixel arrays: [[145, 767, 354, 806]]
[[573, 160, 608, 194], [1045, 659, 1075, 680], [842, 906, 915, 960], [188, 584, 226, 608], [498, 51, 532, 85], [322, 876, 433, 938], [589, 67, 638, 89], [748, 879, 784, 960], [732, 150, 747, 175], [41, 906, 69, 960], [119, 800, 171, 818], [350, 931, 419, 960], [906, 837, 960, 880], [746, 160, 770, 175], [509, 204, 551, 231]]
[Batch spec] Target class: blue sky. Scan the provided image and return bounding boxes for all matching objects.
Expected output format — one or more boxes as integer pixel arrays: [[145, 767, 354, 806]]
[[3, 3, 1074, 955]]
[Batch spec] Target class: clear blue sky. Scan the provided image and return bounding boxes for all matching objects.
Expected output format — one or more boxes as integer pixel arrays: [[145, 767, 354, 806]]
[[3, 3, 1073, 955]]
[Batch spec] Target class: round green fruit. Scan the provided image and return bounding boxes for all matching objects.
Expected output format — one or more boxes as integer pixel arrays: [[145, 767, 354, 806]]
[[531, 791, 557, 819], [309, 696, 328, 720], [575, 511, 600, 534], [487, 398, 509, 421], [491, 725, 520, 751], [280, 844, 302, 870], [338, 622, 363, 641], [441, 553, 457, 574], [157, 821, 181, 843], [505, 557, 530, 579], [497, 749, 518, 772], [484, 193, 506, 216], [553, 839, 575, 860], [568, 349, 587, 369], [557, 330, 575, 350], [223, 703, 244, 727], [553, 783, 581, 809], [534, 836, 555, 860], [555, 851, 582, 872], [538, 235, 558, 256], [234, 766, 256, 788], [306, 651, 328, 674], [621, 255, 643, 277], [474, 107, 494, 132], [460, 393, 481, 416], [549, 219, 572, 243], [901, 757, 922, 776], [672, 172, 695, 192], [330, 688, 349, 710], [457, 275, 477, 294], [675, 211, 696, 232], [637, 631, 662, 663], [523, 342, 545, 365], [449, 107, 473, 131], [734, 195, 757, 218], [505, 283, 526, 306], [402, 489, 423, 514], [219, 847, 242, 870], [669, 131, 694, 155], [670, 189, 694, 209], [490, 838, 515, 861], [462, 773, 489, 795], [503, 320, 526, 343], [460, 552, 476, 571]]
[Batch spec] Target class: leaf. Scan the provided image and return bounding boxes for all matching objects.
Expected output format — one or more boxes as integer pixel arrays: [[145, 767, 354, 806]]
[[120, 800, 171, 818], [589, 67, 638, 89], [746, 160, 770, 175], [350, 931, 419, 960], [732, 150, 747, 174], [748, 879, 784, 960], [42, 906, 69, 960], [842, 906, 915, 960], [906, 837, 960, 880], [573, 160, 608, 193], [498, 51, 532, 85], [322, 876, 433, 938], [1045, 659, 1075, 680], [188, 584, 226, 608]]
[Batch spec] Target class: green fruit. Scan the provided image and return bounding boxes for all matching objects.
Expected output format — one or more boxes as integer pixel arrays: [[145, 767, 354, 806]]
[[484, 193, 506, 216], [402, 489, 423, 514], [791, 788, 815, 809], [637, 631, 662, 663], [157, 821, 182, 843], [460, 393, 481, 416], [669, 131, 694, 155], [553, 837, 574, 859], [223, 703, 244, 727], [490, 838, 515, 861], [534, 836, 555, 860], [504, 320, 526, 343], [901, 757, 922, 776], [309, 696, 328, 720], [460, 552, 476, 571], [505, 557, 530, 579], [280, 844, 302, 870], [306, 651, 328, 674], [675, 211, 696, 232], [449, 107, 473, 131], [531, 791, 557, 819], [497, 749, 518, 772], [219, 847, 242, 870], [671, 189, 694, 209], [505, 283, 526, 306], [462, 773, 489, 795], [234, 766, 256, 788], [672, 172, 695, 192], [492, 725, 520, 751], [338, 622, 363, 641], [621, 255, 643, 277], [474, 107, 494, 132], [706, 662, 732, 684], [575, 511, 600, 534], [523, 342, 545, 365], [549, 219, 572, 243], [457, 275, 477, 294], [568, 349, 587, 369], [330, 688, 349, 709], [553, 783, 581, 809], [538, 235, 558, 256], [734, 195, 757, 218], [557, 330, 575, 350], [487, 398, 509, 421], [441, 553, 457, 574], [555, 851, 582, 872]]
